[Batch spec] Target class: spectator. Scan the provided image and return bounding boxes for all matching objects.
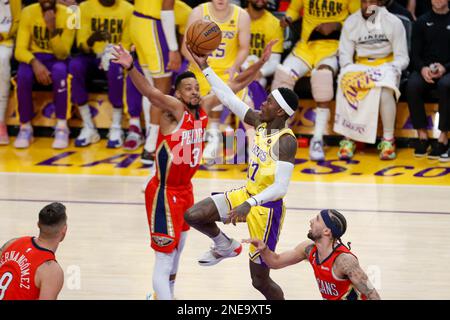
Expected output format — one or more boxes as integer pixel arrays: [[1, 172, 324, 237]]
[[0, 0, 21, 145], [69, 0, 135, 148], [13, 0, 75, 149], [406, 0, 450, 160], [334, 0, 409, 160]]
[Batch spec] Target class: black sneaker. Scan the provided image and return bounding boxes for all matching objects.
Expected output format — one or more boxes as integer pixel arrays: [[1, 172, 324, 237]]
[[440, 147, 450, 163], [428, 142, 448, 159], [141, 149, 155, 165], [414, 139, 430, 157]]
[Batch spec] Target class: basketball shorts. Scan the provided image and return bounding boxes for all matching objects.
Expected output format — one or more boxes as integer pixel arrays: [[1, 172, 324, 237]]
[[212, 186, 285, 267], [291, 39, 339, 70], [130, 11, 171, 78], [145, 179, 193, 253]]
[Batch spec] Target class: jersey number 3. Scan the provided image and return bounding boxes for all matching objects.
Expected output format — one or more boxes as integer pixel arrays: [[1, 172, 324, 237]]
[[0, 272, 13, 300]]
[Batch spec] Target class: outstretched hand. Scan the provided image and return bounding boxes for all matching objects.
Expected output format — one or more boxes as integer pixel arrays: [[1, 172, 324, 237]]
[[111, 44, 133, 70], [259, 39, 278, 64], [186, 44, 209, 70], [242, 238, 267, 253]]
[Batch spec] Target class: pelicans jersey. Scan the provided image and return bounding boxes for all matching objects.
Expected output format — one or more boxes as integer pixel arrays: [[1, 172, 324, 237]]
[[131, 0, 192, 77], [77, 0, 133, 54], [0, 237, 56, 300], [145, 108, 208, 253], [190, 3, 246, 97], [308, 244, 367, 300], [223, 124, 295, 265], [286, 0, 360, 68], [248, 9, 284, 58]]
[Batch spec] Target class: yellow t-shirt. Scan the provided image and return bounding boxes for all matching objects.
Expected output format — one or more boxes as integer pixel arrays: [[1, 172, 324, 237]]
[[77, 0, 133, 54], [248, 9, 284, 57], [15, 4, 76, 63], [286, 0, 360, 43], [246, 123, 296, 196], [133, 0, 192, 34]]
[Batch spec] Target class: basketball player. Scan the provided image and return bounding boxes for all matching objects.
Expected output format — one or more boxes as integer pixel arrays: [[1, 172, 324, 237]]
[[272, 0, 360, 161], [0, 202, 67, 300], [0, 0, 21, 145], [70, 0, 134, 148], [112, 41, 274, 300], [244, 209, 381, 300], [182, 0, 251, 165], [128, 0, 191, 161], [13, 0, 75, 149], [184, 46, 299, 300]]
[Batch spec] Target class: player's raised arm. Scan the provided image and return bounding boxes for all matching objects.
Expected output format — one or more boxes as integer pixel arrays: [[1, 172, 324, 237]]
[[334, 253, 381, 300], [187, 44, 261, 127], [112, 44, 184, 118], [242, 239, 314, 269]]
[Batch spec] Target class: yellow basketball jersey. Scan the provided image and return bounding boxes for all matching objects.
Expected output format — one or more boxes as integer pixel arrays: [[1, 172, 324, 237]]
[[201, 3, 241, 72], [246, 123, 296, 196], [248, 9, 284, 57], [286, 0, 360, 43]]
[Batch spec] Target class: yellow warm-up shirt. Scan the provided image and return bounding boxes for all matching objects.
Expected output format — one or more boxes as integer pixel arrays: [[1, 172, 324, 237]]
[[0, 0, 21, 46], [15, 4, 76, 63], [286, 0, 360, 43], [77, 0, 133, 54], [248, 9, 284, 57]]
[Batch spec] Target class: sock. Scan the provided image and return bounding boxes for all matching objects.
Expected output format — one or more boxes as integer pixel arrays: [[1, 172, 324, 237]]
[[56, 119, 67, 129], [380, 88, 396, 141], [313, 108, 330, 140], [112, 108, 122, 128], [210, 121, 220, 131], [78, 104, 94, 129], [145, 124, 160, 152], [130, 117, 141, 130], [212, 231, 231, 251], [0, 99, 6, 121], [153, 251, 175, 300], [21, 122, 32, 130]]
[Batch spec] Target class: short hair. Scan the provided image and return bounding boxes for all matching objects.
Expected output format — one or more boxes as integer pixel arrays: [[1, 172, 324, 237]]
[[276, 87, 299, 115], [175, 71, 197, 90], [39, 202, 67, 227], [329, 209, 347, 238]]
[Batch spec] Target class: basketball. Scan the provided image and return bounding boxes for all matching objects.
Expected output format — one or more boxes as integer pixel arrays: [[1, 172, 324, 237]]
[[185, 19, 222, 56]]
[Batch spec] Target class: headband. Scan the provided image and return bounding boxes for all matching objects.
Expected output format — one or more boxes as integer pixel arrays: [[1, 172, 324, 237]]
[[320, 209, 342, 239], [272, 89, 295, 116]]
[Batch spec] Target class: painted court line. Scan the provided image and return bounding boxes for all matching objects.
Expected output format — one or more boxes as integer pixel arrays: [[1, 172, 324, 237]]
[[1, 198, 449, 216]]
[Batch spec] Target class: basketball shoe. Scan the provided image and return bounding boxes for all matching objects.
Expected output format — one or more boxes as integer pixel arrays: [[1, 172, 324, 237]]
[[198, 238, 242, 266]]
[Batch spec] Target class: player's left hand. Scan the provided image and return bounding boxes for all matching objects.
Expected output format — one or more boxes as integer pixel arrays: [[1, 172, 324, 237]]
[[259, 39, 278, 65], [227, 202, 251, 226], [168, 50, 182, 71], [111, 44, 133, 70]]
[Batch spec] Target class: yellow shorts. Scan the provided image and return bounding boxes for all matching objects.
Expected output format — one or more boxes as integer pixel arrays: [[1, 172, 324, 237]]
[[130, 12, 171, 78], [224, 187, 285, 265], [292, 39, 339, 69]]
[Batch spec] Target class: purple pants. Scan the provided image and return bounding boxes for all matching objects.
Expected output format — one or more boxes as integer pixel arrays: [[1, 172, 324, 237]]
[[16, 53, 69, 123]]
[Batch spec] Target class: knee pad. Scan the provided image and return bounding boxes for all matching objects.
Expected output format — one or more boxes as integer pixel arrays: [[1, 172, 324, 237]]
[[271, 65, 296, 90], [311, 69, 334, 102]]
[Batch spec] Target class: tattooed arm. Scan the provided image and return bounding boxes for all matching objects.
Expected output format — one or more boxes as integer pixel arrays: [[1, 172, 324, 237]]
[[334, 253, 381, 300]]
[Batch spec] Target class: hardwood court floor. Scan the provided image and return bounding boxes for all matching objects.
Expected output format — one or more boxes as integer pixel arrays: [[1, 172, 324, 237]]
[[0, 139, 449, 299]]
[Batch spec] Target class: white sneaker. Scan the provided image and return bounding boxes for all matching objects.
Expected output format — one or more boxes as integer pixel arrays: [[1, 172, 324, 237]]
[[75, 127, 100, 147], [309, 137, 325, 161], [146, 292, 157, 300], [198, 239, 242, 266], [107, 126, 124, 148], [203, 129, 222, 165]]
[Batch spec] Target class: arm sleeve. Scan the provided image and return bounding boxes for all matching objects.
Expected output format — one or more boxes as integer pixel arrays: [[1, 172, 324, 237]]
[[285, 0, 303, 21], [260, 53, 281, 78], [161, 10, 179, 51], [411, 20, 426, 72], [14, 8, 35, 64], [338, 21, 355, 68], [246, 161, 294, 206], [202, 67, 250, 120], [390, 18, 410, 72]]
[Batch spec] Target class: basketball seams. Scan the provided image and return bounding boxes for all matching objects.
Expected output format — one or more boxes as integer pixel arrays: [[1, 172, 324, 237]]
[[195, 31, 222, 48], [186, 20, 222, 55]]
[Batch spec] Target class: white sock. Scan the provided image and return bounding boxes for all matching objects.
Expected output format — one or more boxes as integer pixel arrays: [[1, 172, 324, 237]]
[[78, 104, 94, 129], [313, 108, 330, 140], [153, 251, 175, 300], [21, 122, 32, 130], [56, 119, 67, 129], [380, 88, 396, 141], [0, 98, 7, 121], [112, 108, 122, 128], [130, 117, 141, 130], [145, 124, 160, 152], [169, 280, 175, 298], [169, 232, 188, 297], [212, 231, 231, 251]]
